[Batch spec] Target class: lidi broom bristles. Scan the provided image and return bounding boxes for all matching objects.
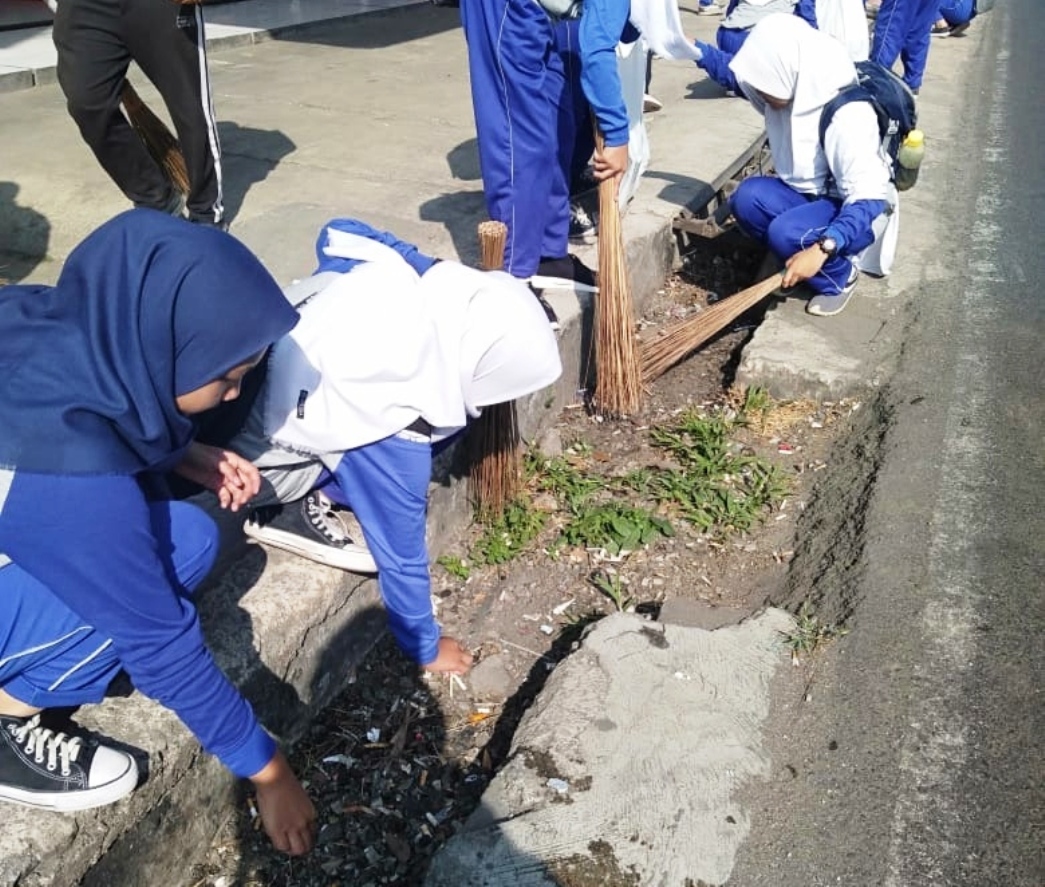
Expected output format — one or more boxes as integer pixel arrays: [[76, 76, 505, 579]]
[[640, 272, 784, 383], [120, 80, 190, 196], [468, 221, 523, 521], [592, 131, 643, 418]]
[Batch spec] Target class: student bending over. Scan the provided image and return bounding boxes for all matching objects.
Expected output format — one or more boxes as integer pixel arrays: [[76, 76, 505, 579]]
[[0, 211, 315, 854], [227, 220, 564, 676]]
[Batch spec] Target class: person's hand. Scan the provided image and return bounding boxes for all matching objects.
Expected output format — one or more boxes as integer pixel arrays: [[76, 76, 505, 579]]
[[783, 244, 829, 289], [423, 637, 475, 675], [593, 143, 629, 182], [174, 441, 261, 511], [250, 751, 317, 856]]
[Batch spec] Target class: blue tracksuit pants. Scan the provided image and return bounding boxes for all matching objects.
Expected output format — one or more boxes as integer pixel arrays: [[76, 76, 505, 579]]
[[460, 0, 582, 278], [871, 0, 939, 90], [319, 434, 441, 666], [731, 176, 856, 295], [0, 500, 217, 709], [938, 0, 975, 26]]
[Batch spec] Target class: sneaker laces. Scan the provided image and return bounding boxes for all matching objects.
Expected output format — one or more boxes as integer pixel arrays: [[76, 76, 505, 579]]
[[304, 493, 351, 545], [10, 715, 84, 777], [570, 202, 594, 229]]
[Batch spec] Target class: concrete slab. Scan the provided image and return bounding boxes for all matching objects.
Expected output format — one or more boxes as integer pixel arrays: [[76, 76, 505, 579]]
[[424, 609, 796, 886]]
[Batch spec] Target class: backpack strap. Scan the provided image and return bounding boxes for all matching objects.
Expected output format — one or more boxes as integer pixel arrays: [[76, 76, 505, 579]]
[[818, 85, 889, 148]]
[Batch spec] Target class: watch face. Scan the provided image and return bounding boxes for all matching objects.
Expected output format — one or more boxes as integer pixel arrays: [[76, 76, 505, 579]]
[[820, 237, 837, 256]]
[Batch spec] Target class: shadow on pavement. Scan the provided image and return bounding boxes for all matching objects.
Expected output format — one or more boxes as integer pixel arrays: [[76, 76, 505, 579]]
[[0, 181, 50, 283], [271, 3, 461, 50], [217, 120, 297, 224]]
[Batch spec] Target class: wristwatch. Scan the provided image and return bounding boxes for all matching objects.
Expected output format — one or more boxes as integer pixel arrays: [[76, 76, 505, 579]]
[[817, 236, 839, 258]]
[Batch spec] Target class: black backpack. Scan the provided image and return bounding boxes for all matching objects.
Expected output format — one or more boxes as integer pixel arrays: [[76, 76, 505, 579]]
[[818, 60, 918, 188]]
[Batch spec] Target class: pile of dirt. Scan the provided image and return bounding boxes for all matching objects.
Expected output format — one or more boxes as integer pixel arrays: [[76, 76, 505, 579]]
[[190, 237, 862, 887]]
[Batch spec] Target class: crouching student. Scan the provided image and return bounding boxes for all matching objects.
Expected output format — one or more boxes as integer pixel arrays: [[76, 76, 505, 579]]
[[0, 211, 316, 855], [227, 220, 563, 676], [726, 15, 897, 316]]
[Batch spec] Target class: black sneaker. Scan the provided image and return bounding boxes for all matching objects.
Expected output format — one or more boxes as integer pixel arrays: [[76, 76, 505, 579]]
[[530, 255, 599, 295], [568, 201, 598, 245], [527, 283, 561, 331], [0, 714, 138, 811], [244, 491, 377, 573]]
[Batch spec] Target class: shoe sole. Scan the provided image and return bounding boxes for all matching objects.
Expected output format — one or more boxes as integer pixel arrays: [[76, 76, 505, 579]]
[[568, 232, 597, 246], [0, 757, 138, 812], [529, 274, 599, 294], [244, 522, 378, 573]]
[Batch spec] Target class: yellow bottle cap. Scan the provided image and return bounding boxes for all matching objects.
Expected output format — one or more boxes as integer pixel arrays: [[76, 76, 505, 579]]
[[905, 129, 925, 148]]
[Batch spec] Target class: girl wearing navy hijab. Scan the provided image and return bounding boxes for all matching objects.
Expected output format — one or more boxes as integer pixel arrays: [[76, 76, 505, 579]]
[[0, 210, 315, 855]]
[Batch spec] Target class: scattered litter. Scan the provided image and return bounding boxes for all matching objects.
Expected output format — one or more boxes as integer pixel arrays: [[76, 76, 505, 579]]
[[539, 624, 555, 635], [552, 598, 575, 616], [322, 754, 355, 767], [546, 778, 569, 794], [674, 671, 691, 681], [366, 727, 381, 743], [778, 443, 795, 454]]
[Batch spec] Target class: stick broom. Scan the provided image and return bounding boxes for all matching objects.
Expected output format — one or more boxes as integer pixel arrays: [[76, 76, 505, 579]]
[[120, 80, 190, 196], [468, 221, 523, 520], [640, 272, 784, 383], [592, 131, 643, 418]]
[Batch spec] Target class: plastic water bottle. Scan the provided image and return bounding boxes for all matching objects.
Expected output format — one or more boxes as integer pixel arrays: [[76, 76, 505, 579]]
[[896, 129, 925, 192]]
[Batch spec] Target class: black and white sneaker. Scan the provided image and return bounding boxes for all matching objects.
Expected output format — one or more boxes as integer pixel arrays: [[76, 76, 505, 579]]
[[0, 714, 139, 812], [527, 283, 561, 331], [529, 255, 599, 295], [568, 201, 598, 245], [244, 491, 378, 574]]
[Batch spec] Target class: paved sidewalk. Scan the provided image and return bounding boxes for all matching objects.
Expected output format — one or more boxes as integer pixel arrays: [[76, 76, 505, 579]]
[[0, 0, 988, 881]]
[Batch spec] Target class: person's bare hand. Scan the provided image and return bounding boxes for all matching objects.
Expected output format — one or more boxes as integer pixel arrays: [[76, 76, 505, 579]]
[[174, 441, 261, 511], [423, 637, 475, 675], [782, 244, 829, 288], [250, 751, 317, 856], [593, 143, 629, 182]]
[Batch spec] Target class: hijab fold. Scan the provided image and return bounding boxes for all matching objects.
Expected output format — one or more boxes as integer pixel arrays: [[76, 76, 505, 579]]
[[0, 210, 298, 475]]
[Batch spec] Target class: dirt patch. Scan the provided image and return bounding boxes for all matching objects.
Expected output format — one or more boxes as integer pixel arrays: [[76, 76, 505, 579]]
[[190, 235, 864, 887]]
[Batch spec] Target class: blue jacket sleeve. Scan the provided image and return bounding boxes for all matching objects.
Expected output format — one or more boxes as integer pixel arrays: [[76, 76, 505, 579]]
[[331, 436, 441, 666], [825, 199, 890, 256], [696, 41, 741, 93], [0, 473, 275, 779], [794, 0, 817, 27], [580, 0, 632, 146]]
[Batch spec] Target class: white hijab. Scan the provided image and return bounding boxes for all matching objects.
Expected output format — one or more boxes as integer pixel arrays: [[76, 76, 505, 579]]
[[729, 14, 857, 194], [263, 236, 562, 456]]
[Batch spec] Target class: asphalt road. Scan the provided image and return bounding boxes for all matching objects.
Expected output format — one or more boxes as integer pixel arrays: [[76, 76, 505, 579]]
[[728, 2, 1045, 885]]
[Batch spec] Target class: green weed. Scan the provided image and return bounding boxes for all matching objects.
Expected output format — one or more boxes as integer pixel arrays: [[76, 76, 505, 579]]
[[558, 501, 674, 556], [470, 497, 547, 566], [436, 554, 470, 581], [588, 570, 633, 613], [782, 604, 849, 662]]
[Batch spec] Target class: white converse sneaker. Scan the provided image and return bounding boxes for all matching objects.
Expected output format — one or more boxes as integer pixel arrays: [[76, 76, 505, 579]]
[[0, 714, 138, 812]]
